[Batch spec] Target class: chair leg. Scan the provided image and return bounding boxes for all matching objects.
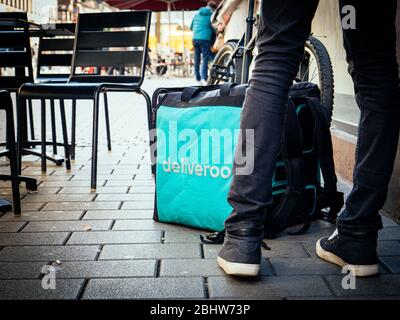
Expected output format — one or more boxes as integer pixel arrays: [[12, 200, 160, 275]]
[[17, 96, 26, 175], [138, 88, 155, 175], [91, 95, 100, 191], [41, 99, 46, 172], [5, 97, 21, 215], [71, 99, 76, 160], [139, 89, 153, 135], [59, 99, 71, 171], [28, 99, 35, 141], [50, 99, 57, 155], [104, 92, 112, 151]]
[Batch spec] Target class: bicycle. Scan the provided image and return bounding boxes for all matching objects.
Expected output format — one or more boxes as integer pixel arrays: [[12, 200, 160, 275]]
[[208, 0, 334, 117]]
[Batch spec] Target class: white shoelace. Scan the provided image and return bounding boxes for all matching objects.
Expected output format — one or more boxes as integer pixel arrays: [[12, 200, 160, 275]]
[[328, 229, 339, 241]]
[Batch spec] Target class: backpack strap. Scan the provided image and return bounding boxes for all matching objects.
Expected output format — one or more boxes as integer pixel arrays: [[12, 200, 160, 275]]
[[181, 87, 202, 102], [307, 97, 344, 222], [220, 83, 238, 96]]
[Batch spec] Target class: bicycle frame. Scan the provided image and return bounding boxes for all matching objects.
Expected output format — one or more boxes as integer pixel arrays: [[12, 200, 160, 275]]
[[242, 0, 257, 84], [210, 0, 258, 84]]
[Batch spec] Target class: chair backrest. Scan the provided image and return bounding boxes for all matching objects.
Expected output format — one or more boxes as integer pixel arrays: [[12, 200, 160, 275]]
[[37, 23, 76, 81], [70, 11, 151, 86], [0, 12, 34, 92]]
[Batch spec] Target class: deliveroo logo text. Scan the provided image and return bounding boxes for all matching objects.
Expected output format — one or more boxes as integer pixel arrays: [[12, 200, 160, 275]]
[[162, 158, 232, 179]]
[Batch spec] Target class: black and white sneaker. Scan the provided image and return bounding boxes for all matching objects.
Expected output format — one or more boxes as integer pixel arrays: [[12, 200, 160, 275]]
[[316, 229, 379, 277], [217, 229, 263, 277]]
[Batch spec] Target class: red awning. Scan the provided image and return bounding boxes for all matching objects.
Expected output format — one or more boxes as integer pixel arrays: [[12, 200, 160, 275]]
[[105, 0, 213, 11]]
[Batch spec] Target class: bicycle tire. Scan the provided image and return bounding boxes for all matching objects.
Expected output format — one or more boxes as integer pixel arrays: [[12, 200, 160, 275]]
[[208, 40, 242, 85], [303, 36, 335, 121]]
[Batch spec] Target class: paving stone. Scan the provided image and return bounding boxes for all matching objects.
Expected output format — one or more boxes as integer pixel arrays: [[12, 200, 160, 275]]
[[67, 230, 161, 245], [379, 227, 400, 240], [112, 170, 143, 175], [382, 215, 399, 227], [121, 201, 154, 210], [104, 180, 136, 187], [132, 180, 155, 187], [53, 169, 113, 175], [35, 176, 73, 182], [22, 194, 96, 203], [112, 219, 198, 232], [160, 258, 273, 277], [270, 258, 341, 275], [96, 194, 154, 201], [133, 174, 154, 181], [99, 243, 201, 260], [324, 275, 400, 297], [164, 231, 203, 243], [0, 222, 26, 233], [0, 232, 69, 246], [21, 168, 56, 176], [273, 220, 336, 242], [22, 220, 112, 232], [1, 187, 60, 195], [301, 241, 320, 258], [53, 260, 157, 278], [0, 279, 84, 300], [59, 187, 128, 194], [377, 241, 400, 256], [21, 202, 45, 211], [82, 277, 204, 299], [128, 186, 155, 194], [40, 180, 106, 188], [0, 211, 84, 221], [380, 257, 400, 273], [71, 174, 134, 181], [203, 242, 309, 259], [208, 276, 332, 299], [0, 245, 100, 262], [43, 201, 121, 211], [82, 210, 153, 220], [0, 262, 45, 279], [105, 180, 155, 188]]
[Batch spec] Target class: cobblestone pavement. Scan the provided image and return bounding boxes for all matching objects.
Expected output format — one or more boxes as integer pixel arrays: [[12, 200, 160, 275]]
[[0, 77, 399, 300]]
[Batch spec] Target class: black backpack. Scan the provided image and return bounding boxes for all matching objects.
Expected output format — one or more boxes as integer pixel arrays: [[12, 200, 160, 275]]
[[201, 82, 344, 244]]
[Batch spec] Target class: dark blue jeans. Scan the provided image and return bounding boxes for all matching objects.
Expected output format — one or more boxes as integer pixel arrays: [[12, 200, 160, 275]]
[[226, 0, 400, 237], [193, 39, 212, 81]]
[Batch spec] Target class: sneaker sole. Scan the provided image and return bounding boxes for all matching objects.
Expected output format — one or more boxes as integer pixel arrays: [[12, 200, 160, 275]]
[[217, 256, 260, 277], [316, 238, 379, 277]]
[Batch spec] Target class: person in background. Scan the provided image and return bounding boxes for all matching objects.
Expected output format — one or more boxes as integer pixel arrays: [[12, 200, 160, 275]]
[[191, 1, 217, 85], [217, 0, 400, 278]]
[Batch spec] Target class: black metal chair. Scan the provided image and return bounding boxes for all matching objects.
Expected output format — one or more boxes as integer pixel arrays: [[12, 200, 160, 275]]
[[0, 91, 37, 215], [0, 12, 66, 167], [19, 11, 153, 191], [0, 12, 35, 144], [36, 23, 112, 161], [36, 22, 96, 161]]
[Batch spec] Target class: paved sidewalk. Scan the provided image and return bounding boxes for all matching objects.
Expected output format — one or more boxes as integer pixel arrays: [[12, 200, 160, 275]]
[[0, 78, 399, 300]]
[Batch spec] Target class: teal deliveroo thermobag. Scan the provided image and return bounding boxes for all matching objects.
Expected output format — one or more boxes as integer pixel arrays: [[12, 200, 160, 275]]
[[153, 84, 245, 231]]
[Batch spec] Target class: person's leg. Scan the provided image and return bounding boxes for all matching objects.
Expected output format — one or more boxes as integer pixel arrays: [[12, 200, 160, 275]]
[[200, 40, 212, 82], [317, 0, 400, 277], [218, 0, 320, 276], [193, 40, 202, 82]]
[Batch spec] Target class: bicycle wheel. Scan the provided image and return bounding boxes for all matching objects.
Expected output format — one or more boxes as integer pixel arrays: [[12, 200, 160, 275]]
[[299, 36, 335, 121], [208, 40, 242, 85]]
